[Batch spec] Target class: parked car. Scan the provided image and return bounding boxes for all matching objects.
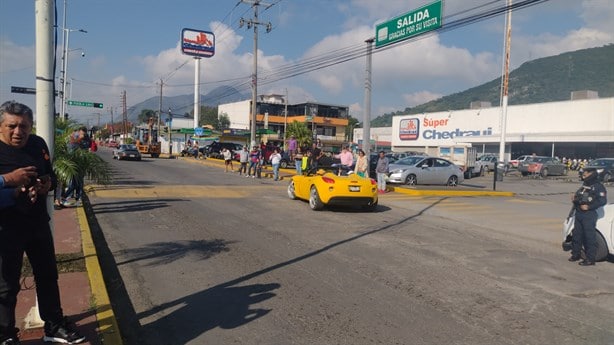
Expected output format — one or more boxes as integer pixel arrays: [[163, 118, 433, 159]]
[[518, 156, 568, 177], [201, 142, 243, 159], [563, 204, 613, 262], [113, 144, 142, 161], [387, 156, 465, 186], [578, 158, 614, 182], [475, 155, 498, 174], [287, 166, 378, 211], [509, 155, 531, 169]]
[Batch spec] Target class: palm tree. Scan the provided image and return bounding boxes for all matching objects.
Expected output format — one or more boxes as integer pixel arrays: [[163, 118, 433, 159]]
[[52, 119, 112, 188], [286, 120, 312, 149]]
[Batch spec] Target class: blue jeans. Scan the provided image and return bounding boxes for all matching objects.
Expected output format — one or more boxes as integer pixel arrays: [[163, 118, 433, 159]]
[[272, 163, 280, 181], [248, 161, 258, 176], [295, 160, 302, 175], [377, 172, 387, 191]]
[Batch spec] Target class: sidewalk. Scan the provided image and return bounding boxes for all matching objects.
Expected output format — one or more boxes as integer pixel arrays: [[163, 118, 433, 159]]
[[14, 204, 121, 345]]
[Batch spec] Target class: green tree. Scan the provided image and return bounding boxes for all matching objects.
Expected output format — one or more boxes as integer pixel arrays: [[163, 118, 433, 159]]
[[197, 106, 220, 129], [52, 119, 112, 188], [138, 109, 156, 124], [345, 116, 360, 142], [218, 112, 230, 130], [286, 120, 312, 148]]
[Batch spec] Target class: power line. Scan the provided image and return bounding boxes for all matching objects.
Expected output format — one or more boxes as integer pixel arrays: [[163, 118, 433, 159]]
[[74, 0, 550, 110]]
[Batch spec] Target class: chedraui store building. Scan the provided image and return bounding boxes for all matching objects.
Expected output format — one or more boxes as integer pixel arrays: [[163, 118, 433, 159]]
[[391, 97, 614, 161]]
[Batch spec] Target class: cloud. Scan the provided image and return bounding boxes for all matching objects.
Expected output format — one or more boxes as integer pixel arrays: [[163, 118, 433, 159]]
[[403, 91, 443, 107]]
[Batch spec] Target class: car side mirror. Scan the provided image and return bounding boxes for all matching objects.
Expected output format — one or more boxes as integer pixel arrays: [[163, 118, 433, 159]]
[[421, 164, 429, 169]]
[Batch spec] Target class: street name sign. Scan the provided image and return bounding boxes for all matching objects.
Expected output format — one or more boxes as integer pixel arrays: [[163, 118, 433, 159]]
[[11, 86, 36, 94], [375, 0, 442, 48], [67, 100, 103, 108]]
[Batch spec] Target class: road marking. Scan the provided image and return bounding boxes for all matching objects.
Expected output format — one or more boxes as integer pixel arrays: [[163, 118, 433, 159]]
[[87, 185, 269, 199]]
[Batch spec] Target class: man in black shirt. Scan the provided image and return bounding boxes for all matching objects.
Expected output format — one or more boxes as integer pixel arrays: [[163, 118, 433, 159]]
[[0, 101, 85, 344]]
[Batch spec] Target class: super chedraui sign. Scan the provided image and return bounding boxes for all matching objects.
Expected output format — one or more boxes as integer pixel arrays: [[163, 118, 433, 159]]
[[375, 0, 442, 48], [399, 117, 493, 141]]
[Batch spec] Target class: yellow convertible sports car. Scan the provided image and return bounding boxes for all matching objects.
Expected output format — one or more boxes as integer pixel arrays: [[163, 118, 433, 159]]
[[287, 166, 379, 211]]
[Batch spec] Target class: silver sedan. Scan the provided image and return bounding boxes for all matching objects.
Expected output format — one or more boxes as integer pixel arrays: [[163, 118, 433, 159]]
[[387, 156, 465, 186]]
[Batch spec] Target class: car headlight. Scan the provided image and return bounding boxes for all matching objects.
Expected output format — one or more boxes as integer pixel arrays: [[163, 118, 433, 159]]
[[391, 168, 406, 174]]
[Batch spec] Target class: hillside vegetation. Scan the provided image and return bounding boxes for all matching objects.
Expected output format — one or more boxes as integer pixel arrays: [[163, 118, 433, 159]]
[[371, 44, 614, 127]]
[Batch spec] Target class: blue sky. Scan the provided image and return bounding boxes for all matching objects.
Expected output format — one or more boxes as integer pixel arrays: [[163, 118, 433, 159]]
[[1, 0, 612, 125]]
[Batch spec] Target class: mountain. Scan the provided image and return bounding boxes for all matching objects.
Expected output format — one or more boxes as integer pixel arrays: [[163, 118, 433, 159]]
[[126, 85, 248, 123], [370, 44, 614, 127]]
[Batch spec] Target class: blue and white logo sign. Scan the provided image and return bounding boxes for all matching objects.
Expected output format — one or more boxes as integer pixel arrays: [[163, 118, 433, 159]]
[[194, 127, 204, 136]]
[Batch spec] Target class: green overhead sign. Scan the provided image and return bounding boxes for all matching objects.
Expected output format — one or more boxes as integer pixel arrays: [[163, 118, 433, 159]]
[[67, 100, 103, 108], [375, 0, 442, 48]]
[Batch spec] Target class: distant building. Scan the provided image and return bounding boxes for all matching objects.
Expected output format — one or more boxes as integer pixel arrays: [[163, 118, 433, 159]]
[[354, 97, 614, 160], [218, 94, 350, 151]]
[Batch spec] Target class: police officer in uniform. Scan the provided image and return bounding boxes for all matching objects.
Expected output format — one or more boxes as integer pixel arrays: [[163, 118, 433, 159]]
[[569, 167, 607, 266]]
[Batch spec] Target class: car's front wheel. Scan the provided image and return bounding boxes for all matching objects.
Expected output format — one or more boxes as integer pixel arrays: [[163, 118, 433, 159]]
[[541, 168, 549, 178], [405, 174, 417, 186], [309, 186, 324, 210], [447, 175, 459, 187], [287, 180, 297, 200]]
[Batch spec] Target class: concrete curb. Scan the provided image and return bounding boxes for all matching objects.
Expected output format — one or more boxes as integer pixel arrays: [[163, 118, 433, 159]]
[[77, 206, 123, 345], [391, 186, 515, 197]]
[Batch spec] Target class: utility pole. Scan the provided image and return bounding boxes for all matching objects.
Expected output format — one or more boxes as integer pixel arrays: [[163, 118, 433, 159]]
[[158, 79, 163, 137], [109, 106, 115, 141], [363, 38, 374, 160], [239, 0, 273, 148], [283, 88, 288, 150], [121, 91, 128, 143], [499, 0, 512, 164]]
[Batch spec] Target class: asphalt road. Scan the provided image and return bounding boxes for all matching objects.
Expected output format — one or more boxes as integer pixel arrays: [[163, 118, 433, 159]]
[[86, 148, 614, 345]]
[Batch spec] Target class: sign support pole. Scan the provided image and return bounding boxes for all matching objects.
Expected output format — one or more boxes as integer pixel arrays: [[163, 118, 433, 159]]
[[194, 57, 201, 129]]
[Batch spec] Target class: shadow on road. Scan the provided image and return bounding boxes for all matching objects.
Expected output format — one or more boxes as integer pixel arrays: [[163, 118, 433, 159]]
[[86, 193, 447, 344]]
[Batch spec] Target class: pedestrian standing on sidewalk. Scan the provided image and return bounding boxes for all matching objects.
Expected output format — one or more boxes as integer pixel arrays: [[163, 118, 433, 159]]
[[354, 149, 368, 177], [248, 147, 260, 178], [294, 147, 303, 176], [375, 151, 389, 193], [270, 148, 282, 181], [238, 146, 249, 176], [0, 101, 86, 345], [222, 148, 234, 173]]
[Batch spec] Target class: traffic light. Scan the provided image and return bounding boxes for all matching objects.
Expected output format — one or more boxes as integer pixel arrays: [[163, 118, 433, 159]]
[[93, 102, 104, 108]]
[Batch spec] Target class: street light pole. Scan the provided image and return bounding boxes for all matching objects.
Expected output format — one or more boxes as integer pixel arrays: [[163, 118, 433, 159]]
[[60, 28, 86, 119]]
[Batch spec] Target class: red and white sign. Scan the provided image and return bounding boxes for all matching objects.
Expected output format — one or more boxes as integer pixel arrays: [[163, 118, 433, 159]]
[[181, 28, 215, 58]]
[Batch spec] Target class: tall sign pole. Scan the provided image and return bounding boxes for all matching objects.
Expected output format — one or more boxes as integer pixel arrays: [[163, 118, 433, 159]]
[[181, 28, 215, 134], [194, 57, 201, 128]]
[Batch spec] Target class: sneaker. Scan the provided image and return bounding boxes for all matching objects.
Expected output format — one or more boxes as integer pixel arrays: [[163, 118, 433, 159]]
[[61, 199, 75, 207], [43, 318, 86, 344], [0, 338, 20, 345]]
